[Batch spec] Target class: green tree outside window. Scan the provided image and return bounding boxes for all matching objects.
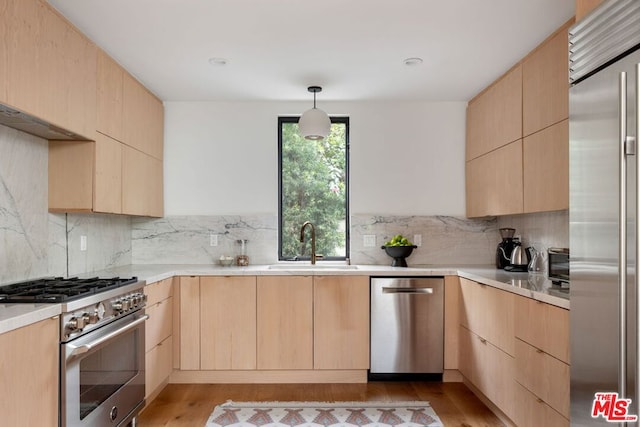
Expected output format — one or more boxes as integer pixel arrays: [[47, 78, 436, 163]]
[[279, 117, 349, 260]]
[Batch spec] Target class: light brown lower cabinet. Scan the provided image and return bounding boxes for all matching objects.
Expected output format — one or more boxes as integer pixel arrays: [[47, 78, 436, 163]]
[[515, 382, 569, 427], [146, 335, 173, 399], [257, 276, 314, 370], [200, 276, 257, 370], [515, 338, 570, 418], [144, 278, 174, 399], [459, 325, 516, 420], [313, 275, 369, 370], [0, 317, 59, 427], [179, 276, 201, 370]]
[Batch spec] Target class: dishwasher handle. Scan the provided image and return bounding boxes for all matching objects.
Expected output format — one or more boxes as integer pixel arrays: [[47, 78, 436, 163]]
[[382, 287, 434, 294]]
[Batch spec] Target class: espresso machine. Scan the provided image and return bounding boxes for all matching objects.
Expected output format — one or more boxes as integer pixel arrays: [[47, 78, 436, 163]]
[[496, 227, 517, 269]]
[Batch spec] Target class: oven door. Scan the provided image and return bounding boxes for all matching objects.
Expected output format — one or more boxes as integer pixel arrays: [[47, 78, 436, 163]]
[[61, 310, 147, 427]]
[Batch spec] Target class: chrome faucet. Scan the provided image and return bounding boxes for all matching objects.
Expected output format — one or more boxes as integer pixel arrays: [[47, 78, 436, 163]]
[[300, 221, 323, 264]]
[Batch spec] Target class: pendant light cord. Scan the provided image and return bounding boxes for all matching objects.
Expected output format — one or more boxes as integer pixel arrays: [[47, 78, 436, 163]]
[[313, 91, 317, 109]]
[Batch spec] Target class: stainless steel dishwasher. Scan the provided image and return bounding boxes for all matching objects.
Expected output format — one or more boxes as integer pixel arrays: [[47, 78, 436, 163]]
[[370, 277, 444, 378]]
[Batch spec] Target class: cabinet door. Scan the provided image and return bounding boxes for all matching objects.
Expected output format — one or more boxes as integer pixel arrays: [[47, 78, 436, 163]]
[[257, 276, 313, 370], [49, 140, 94, 212], [0, 318, 58, 427], [122, 145, 164, 217], [514, 383, 569, 427], [523, 120, 569, 213], [123, 73, 164, 160], [179, 276, 200, 370], [459, 278, 514, 355], [0, 0, 7, 102], [515, 339, 570, 418], [313, 275, 369, 370], [576, 0, 604, 21], [6, 0, 44, 121], [466, 65, 522, 161], [444, 276, 461, 370], [38, 5, 96, 139], [145, 296, 173, 353], [145, 278, 174, 307], [200, 276, 257, 370], [94, 134, 122, 214], [522, 24, 570, 136], [515, 296, 570, 364], [146, 335, 173, 399], [465, 140, 523, 218], [97, 50, 124, 141]]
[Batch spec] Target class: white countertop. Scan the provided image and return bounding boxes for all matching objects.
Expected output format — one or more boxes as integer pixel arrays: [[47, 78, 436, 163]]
[[0, 263, 569, 335]]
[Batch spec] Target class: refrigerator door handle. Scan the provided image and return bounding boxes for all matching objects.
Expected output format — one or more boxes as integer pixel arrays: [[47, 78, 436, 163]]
[[620, 70, 628, 402], [636, 63, 640, 420]]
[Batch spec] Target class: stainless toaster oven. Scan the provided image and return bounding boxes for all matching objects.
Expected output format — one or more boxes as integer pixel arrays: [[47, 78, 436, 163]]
[[548, 247, 569, 286]]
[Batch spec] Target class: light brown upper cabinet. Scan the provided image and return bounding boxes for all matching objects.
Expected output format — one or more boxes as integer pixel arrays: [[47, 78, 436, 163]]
[[122, 145, 164, 217], [523, 120, 569, 213], [5, 0, 96, 140], [0, 0, 7, 103], [97, 50, 125, 142], [123, 73, 164, 160], [466, 140, 524, 218], [466, 19, 573, 218], [575, 0, 605, 21], [522, 22, 572, 137], [466, 65, 522, 162]]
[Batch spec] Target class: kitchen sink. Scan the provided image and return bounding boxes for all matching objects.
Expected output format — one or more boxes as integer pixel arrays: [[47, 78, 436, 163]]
[[267, 264, 359, 270]]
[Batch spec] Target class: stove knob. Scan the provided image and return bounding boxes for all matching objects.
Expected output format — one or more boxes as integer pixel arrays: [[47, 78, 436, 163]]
[[112, 299, 123, 313], [81, 313, 91, 327], [122, 298, 131, 311], [88, 311, 99, 324], [66, 317, 79, 332]]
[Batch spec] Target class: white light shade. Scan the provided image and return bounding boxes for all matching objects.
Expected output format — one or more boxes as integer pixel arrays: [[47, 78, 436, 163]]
[[298, 107, 331, 140]]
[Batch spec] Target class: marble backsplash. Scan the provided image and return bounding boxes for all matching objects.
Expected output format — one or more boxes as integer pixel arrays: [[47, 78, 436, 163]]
[[0, 125, 132, 284], [132, 214, 500, 266], [497, 209, 569, 266], [132, 215, 278, 265]]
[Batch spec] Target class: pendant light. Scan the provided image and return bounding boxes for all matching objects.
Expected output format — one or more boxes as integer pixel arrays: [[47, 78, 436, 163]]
[[298, 86, 331, 140]]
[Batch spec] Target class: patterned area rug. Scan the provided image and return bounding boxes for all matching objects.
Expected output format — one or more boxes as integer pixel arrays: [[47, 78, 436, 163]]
[[205, 400, 443, 427]]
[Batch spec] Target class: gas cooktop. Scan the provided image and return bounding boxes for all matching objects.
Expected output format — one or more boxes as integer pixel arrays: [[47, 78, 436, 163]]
[[0, 276, 139, 303]]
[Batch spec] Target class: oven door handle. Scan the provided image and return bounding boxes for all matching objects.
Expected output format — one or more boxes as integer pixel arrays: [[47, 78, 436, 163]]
[[68, 314, 149, 357]]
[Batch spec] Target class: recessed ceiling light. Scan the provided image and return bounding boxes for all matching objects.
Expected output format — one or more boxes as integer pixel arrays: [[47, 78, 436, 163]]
[[403, 57, 423, 66], [208, 57, 228, 66]]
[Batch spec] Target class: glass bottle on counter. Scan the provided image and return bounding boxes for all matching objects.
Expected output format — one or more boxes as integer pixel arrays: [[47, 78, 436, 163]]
[[236, 239, 249, 266]]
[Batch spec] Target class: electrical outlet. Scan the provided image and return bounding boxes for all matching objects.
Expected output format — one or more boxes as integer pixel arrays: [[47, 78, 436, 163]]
[[413, 234, 422, 247], [363, 235, 376, 247], [210, 233, 218, 247], [80, 235, 87, 251]]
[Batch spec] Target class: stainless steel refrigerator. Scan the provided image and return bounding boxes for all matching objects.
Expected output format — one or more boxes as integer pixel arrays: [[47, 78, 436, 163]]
[[570, 0, 640, 425]]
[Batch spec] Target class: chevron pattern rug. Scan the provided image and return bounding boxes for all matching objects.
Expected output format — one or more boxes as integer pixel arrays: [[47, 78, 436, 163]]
[[205, 400, 443, 427]]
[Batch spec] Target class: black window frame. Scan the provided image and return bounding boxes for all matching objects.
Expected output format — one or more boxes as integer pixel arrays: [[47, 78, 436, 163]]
[[277, 116, 350, 261]]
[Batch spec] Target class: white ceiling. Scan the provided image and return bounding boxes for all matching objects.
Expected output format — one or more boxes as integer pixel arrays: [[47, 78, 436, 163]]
[[48, 0, 575, 102]]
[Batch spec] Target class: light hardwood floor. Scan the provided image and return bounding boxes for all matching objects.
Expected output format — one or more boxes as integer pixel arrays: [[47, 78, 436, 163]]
[[138, 382, 505, 426]]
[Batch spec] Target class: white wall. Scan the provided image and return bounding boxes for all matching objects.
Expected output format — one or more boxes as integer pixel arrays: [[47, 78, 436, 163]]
[[164, 100, 467, 216]]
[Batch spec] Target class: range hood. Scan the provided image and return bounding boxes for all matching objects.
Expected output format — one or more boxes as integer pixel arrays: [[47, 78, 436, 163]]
[[0, 104, 90, 141]]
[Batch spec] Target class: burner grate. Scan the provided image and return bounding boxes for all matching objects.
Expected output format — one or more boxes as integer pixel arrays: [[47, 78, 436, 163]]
[[0, 277, 138, 303]]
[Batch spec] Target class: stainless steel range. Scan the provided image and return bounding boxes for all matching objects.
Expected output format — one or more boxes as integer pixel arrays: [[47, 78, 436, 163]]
[[0, 276, 148, 427]]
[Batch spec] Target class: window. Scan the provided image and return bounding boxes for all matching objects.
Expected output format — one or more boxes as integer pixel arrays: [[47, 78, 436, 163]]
[[278, 116, 349, 261]]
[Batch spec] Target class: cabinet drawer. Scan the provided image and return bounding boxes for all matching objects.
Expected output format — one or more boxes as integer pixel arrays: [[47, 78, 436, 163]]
[[145, 335, 172, 399], [459, 278, 514, 355], [145, 297, 172, 352], [515, 382, 569, 427], [145, 278, 173, 307], [458, 326, 516, 421], [515, 296, 569, 363], [515, 338, 569, 418]]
